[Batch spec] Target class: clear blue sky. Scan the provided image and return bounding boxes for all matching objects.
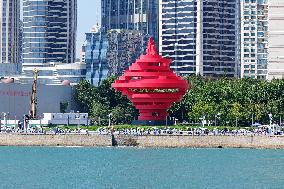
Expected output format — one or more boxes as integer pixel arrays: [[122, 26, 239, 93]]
[[77, 0, 101, 58]]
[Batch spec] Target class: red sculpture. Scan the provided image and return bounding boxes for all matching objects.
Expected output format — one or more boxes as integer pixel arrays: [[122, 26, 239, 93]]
[[112, 38, 190, 123]]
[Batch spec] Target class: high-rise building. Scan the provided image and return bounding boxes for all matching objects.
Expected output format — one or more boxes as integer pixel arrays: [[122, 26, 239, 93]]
[[80, 43, 86, 64], [101, 0, 159, 44], [268, 0, 284, 80], [159, 0, 239, 77], [240, 0, 268, 79], [0, 0, 21, 64], [84, 25, 144, 86], [84, 25, 108, 86], [22, 0, 77, 69]]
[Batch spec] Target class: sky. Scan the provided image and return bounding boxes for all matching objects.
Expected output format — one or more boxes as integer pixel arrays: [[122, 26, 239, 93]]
[[77, 0, 101, 58]]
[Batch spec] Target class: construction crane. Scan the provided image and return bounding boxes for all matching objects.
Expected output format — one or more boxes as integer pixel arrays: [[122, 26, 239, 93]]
[[29, 68, 39, 120]]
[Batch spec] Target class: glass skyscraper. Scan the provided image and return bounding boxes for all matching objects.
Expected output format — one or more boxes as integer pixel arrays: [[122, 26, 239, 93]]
[[0, 0, 21, 64], [23, 0, 77, 68], [84, 25, 144, 86], [101, 0, 159, 45], [85, 25, 108, 86], [159, 0, 239, 77]]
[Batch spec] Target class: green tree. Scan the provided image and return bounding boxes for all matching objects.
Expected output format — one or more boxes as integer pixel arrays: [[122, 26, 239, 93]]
[[60, 101, 69, 113], [228, 103, 242, 126], [111, 106, 126, 124], [188, 101, 217, 124], [90, 102, 110, 125], [74, 75, 284, 127], [74, 80, 96, 112]]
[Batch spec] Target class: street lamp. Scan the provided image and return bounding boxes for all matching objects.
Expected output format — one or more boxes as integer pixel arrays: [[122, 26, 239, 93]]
[[3, 112, 7, 128], [14, 115, 17, 129], [174, 118, 178, 126], [39, 115, 42, 128], [200, 115, 206, 127], [226, 121, 229, 127], [268, 113, 273, 133], [67, 114, 69, 127], [215, 113, 221, 127], [76, 111, 80, 130], [0, 114, 2, 132], [108, 113, 113, 127], [166, 116, 168, 126]]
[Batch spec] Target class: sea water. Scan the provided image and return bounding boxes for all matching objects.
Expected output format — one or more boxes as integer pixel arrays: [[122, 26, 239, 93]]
[[0, 147, 283, 189]]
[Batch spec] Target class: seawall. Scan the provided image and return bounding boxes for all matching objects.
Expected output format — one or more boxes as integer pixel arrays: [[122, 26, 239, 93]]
[[0, 134, 111, 147], [1, 134, 284, 149], [113, 135, 284, 149]]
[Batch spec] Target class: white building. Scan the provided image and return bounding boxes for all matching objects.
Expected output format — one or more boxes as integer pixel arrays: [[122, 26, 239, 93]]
[[240, 0, 268, 79], [41, 113, 89, 126], [267, 0, 284, 80], [19, 62, 86, 85]]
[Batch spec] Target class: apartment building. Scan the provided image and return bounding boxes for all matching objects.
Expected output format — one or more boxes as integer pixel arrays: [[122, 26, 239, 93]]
[[267, 0, 284, 79], [240, 0, 268, 79], [159, 0, 239, 77]]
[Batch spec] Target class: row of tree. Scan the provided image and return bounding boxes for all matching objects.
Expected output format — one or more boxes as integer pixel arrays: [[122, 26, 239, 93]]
[[75, 76, 137, 125], [75, 76, 284, 126]]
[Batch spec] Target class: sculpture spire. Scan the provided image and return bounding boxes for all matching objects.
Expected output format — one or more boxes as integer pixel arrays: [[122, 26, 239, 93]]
[[146, 37, 158, 56]]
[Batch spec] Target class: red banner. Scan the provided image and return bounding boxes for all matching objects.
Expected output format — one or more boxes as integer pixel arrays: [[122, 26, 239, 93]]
[[0, 90, 32, 97]]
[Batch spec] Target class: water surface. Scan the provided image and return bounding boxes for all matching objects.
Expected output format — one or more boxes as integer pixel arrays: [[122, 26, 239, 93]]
[[0, 147, 283, 189]]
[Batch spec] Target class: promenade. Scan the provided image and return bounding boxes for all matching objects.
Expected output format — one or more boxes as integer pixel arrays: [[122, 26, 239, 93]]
[[0, 133, 284, 149]]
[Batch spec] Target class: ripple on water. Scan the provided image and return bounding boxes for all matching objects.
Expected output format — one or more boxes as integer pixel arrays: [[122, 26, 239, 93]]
[[0, 147, 282, 189]]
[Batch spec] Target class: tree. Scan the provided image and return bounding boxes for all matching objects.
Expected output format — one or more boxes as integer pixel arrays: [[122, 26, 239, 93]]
[[74, 75, 284, 127], [60, 101, 69, 113], [228, 103, 242, 127], [74, 80, 96, 112], [111, 106, 126, 124], [188, 101, 217, 124], [74, 77, 138, 125], [90, 102, 110, 126]]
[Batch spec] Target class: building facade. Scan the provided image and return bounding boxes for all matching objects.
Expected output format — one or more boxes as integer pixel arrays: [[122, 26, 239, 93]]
[[267, 0, 284, 80], [101, 0, 159, 45], [0, 63, 21, 77], [0, 83, 75, 119], [240, 0, 268, 79], [84, 25, 144, 86], [0, 0, 21, 64], [22, 0, 77, 68], [159, 0, 239, 77], [85, 25, 108, 86], [18, 62, 86, 85], [106, 30, 144, 76], [80, 44, 86, 64]]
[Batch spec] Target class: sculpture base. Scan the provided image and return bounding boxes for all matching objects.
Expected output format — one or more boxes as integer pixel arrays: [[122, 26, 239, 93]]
[[132, 120, 173, 126]]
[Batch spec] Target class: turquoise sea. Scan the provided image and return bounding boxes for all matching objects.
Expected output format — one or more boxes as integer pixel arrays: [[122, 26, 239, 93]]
[[0, 147, 283, 189]]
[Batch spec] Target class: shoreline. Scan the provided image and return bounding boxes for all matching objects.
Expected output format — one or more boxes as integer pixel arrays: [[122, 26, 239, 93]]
[[0, 134, 284, 149]]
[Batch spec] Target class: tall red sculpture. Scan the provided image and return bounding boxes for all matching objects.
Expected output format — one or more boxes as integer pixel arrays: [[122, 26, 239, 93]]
[[112, 38, 190, 125]]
